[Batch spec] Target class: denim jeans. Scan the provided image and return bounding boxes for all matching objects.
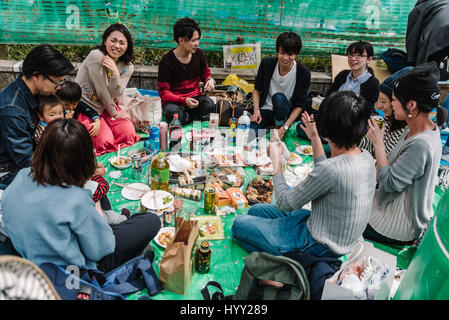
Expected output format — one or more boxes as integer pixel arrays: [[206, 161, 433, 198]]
[[231, 204, 338, 258], [249, 92, 292, 141]]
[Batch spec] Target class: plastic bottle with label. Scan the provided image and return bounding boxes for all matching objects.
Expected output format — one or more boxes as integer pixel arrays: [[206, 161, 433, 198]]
[[236, 111, 250, 147], [169, 114, 183, 151], [228, 117, 237, 145], [148, 126, 160, 154], [150, 152, 170, 191]]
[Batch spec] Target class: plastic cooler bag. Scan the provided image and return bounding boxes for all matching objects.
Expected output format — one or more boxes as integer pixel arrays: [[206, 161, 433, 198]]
[[393, 188, 449, 300]]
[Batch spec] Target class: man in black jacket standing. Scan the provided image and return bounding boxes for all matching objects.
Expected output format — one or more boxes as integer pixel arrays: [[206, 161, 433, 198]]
[[250, 31, 311, 140]]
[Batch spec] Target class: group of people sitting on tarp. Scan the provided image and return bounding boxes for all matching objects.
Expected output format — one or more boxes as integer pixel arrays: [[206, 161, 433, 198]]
[[0, 8, 448, 298]]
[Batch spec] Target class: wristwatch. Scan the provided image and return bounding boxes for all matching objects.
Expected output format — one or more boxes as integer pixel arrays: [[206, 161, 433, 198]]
[[283, 124, 289, 131]]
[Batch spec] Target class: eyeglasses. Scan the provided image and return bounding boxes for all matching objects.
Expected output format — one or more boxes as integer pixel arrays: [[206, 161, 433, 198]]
[[348, 54, 368, 59], [43, 74, 67, 89]]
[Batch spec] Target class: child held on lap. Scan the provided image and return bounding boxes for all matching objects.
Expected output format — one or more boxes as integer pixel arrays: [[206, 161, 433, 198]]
[[33, 95, 64, 145]]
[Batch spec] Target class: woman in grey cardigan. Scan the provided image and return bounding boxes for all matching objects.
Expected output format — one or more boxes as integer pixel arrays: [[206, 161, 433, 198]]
[[232, 91, 376, 258], [363, 62, 442, 245]]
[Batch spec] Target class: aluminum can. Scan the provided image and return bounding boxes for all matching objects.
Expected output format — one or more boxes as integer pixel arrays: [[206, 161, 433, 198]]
[[131, 153, 143, 179], [163, 205, 175, 227], [203, 186, 215, 214]]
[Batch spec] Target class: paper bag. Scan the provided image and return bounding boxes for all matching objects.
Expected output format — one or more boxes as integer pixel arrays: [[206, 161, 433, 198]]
[[159, 217, 199, 295], [119, 90, 162, 132]]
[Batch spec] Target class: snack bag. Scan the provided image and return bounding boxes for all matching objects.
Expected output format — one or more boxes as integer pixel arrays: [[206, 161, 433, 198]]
[[226, 187, 248, 210]]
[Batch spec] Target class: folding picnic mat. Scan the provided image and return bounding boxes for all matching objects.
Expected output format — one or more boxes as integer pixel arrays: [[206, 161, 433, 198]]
[[96, 121, 441, 300]]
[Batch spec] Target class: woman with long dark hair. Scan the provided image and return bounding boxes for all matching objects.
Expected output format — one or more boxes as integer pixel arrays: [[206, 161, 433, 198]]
[[76, 23, 139, 155]]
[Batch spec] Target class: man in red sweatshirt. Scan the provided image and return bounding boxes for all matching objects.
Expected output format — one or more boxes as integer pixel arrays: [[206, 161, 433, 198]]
[[158, 17, 216, 124]]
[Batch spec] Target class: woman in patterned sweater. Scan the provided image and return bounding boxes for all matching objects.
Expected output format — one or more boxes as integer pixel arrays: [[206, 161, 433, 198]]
[[359, 67, 412, 157]]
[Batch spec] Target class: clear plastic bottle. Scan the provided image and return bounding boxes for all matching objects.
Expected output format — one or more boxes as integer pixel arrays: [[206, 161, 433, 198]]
[[150, 152, 170, 191], [228, 117, 237, 145], [236, 111, 250, 147], [169, 114, 183, 151]]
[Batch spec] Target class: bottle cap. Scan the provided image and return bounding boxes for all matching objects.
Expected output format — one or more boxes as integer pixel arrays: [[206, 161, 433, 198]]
[[200, 240, 210, 251], [174, 114, 178, 119]]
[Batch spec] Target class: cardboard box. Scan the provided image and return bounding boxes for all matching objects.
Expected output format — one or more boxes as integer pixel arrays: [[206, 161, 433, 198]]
[[214, 185, 231, 207], [321, 241, 397, 300], [226, 187, 248, 210]]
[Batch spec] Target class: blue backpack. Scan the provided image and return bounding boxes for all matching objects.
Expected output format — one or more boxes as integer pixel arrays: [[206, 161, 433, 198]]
[[39, 250, 162, 300]]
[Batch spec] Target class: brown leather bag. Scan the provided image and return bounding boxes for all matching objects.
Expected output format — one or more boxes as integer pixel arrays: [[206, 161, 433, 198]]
[[216, 99, 251, 126]]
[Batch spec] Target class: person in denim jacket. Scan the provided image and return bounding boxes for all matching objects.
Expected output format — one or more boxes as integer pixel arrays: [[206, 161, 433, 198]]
[[0, 44, 73, 189]]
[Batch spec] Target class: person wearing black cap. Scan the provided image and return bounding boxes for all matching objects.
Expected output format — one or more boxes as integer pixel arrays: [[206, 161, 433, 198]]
[[363, 62, 443, 245], [358, 66, 412, 157]]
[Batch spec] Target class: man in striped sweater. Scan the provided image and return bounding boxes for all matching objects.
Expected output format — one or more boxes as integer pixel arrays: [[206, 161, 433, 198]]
[[158, 17, 216, 124]]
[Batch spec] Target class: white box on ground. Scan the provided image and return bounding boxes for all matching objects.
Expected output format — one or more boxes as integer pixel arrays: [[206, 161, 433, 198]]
[[321, 241, 397, 300]]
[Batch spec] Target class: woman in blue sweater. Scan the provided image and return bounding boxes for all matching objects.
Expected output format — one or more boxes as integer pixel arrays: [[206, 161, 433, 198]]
[[2, 119, 160, 272]]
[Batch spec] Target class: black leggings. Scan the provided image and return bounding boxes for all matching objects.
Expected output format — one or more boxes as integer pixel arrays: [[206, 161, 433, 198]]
[[97, 212, 161, 273]]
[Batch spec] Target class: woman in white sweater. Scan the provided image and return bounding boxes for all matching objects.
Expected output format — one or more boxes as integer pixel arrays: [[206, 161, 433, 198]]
[[232, 91, 376, 258], [364, 62, 442, 245], [76, 23, 140, 155]]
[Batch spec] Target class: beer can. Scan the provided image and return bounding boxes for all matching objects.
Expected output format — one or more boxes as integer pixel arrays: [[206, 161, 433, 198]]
[[163, 205, 175, 227], [372, 115, 384, 129], [203, 186, 215, 214], [131, 154, 143, 179]]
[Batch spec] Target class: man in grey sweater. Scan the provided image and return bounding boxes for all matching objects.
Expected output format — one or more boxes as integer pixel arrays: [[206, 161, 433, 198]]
[[232, 91, 376, 258]]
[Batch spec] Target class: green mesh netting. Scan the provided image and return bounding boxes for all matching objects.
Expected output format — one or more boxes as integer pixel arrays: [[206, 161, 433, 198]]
[[0, 0, 416, 56]]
